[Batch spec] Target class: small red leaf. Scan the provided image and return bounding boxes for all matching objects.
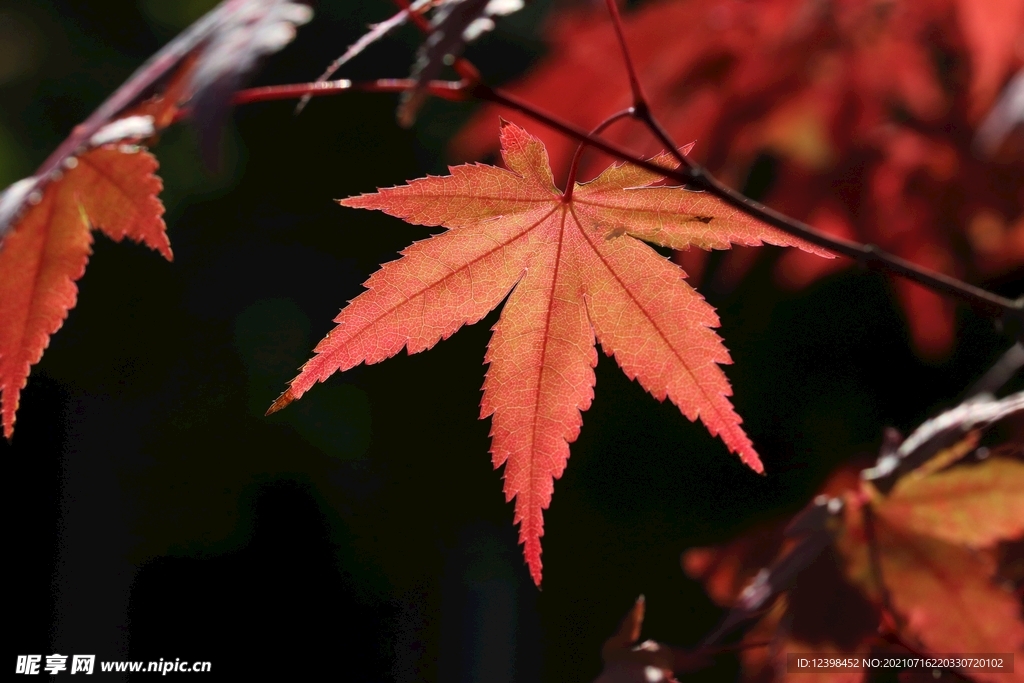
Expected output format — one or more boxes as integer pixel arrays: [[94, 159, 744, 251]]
[[0, 147, 169, 439]]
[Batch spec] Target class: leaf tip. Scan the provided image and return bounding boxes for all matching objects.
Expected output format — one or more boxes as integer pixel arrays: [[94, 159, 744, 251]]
[[496, 116, 529, 143], [525, 545, 543, 587], [2, 401, 15, 442], [747, 455, 765, 475], [266, 388, 295, 416], [529, 563, 543, 587], [338, 194, 378, 209]]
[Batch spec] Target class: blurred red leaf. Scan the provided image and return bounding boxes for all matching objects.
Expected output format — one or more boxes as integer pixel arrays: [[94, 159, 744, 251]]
[[874, 456, 1024, 547], [838, 467, 1024, 683], [686, 414, 1024, 682], [456, 0, 1024, 356]]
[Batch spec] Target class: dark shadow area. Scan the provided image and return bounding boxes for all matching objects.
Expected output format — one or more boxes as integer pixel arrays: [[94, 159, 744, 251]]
[[7, 376, 65, 655], [127, 480, 388, 679]]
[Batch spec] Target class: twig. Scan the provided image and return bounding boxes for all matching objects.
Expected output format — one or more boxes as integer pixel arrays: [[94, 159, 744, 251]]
[[233, 77, 467, 106], [295, 0, 434, 114], [966, 341, 1024, 398], [228, 69, 1023, 330], [598, 0, 688, 172], [603, 0, 647, 108], [471, 82, 1023, 324], [860, 500, 973, 683], [394, 0, 434, 34]]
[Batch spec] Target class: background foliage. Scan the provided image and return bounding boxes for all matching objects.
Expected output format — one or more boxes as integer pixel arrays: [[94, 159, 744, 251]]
[[2, 1, 1020, 680]]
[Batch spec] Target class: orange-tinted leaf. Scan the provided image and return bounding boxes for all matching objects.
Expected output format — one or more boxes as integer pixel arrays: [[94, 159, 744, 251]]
[[838, 489, 1024, 683], [689, 407, 1024, 680], [0, 0, 320, 436], [271, 121, 830, 584], [125, 52, 199, 130], [683, 465, 865, 609], [876, 457, 1024, 548], [862, 391, 1024, 490], [686, 476, 877, 668], [0, 146, 170, 439]]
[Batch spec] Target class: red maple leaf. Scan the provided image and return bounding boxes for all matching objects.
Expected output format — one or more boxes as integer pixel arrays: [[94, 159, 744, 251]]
[[0, 0, 313, 438], [455, 0, 1024, 356], [0, 147, 170, 440], [269, 121, 830, 584]]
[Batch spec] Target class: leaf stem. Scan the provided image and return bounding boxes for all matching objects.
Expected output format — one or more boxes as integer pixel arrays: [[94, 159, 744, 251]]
[[561, 108, 634, 201]]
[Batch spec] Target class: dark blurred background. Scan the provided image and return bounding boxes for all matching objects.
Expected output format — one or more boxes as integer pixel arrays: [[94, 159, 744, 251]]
[[1, 1, 1020, 680]]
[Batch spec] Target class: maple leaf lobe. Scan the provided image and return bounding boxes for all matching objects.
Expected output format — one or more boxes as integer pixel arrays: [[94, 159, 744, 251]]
[[278, 122, 829, 583], [0, 146, 170, 439]]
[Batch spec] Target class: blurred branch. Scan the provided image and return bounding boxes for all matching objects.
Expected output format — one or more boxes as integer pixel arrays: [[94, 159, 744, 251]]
[[233, 77, 467, 106]]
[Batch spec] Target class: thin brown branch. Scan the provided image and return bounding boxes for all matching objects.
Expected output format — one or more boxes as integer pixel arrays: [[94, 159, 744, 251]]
[[295, 0, 435, 114], [602, 0, 694, 173], [229, 73, 1022, 330], [471, 83, 1023, 326], [232, 78, 467, 106], [603, 0, 647, 108], [632, 105, 690, 169]]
